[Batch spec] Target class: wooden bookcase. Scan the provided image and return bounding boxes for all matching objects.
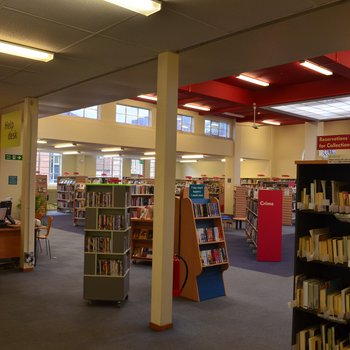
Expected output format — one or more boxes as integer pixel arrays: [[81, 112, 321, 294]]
[[233, 186, 248, 218], [35, 174, 48, 214], [177, 188, 229, 302], [73, 177, 87, 226], [130, 184, 154, 263], [245, 189, 282, 261], [292, 161, 350, 349], [83, 184, 131, 303]]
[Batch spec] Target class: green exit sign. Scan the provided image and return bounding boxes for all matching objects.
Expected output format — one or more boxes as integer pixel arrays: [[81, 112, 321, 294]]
[[5, 154, 23, 161]]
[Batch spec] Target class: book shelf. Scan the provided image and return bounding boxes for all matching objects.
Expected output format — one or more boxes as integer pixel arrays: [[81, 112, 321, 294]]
[[292, 161, 350, 350], [73, 177, 87, 226], [57, 176, 76, 212], [35, 174, 48, 214], [233, 186, 248, 218], [177, 187, 229, 302], [245, 189, 282, 261], [130, 184, 154, 263], [83, 184, 131, 303]]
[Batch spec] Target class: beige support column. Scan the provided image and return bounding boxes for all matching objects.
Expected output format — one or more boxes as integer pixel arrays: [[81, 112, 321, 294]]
[[21, 98, 38, 270], [304, 122, 324, 160], [150, 51, 179, 331], [123, 158, 131, 178]]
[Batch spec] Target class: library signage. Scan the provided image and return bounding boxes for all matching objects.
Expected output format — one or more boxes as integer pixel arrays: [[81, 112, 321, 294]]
[[189, 184, 205, 199], [317, 134, 350, 150], [1, 111, 21, 148], [5, 154, 23, 161]]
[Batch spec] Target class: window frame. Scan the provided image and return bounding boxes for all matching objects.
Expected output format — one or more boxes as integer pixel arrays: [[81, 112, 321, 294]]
[[204, 119, 230, 138], [116, 104, 151, 127], [177, 114, 194, 133]]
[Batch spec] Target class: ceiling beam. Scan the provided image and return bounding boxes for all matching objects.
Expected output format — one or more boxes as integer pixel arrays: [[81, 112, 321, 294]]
[[180, 81, 254, 106], [254, 76, 350, 107]]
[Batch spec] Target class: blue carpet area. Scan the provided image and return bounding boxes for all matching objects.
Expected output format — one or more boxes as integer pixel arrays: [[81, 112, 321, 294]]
[[225, 228, 295, 277], [47, 211, 84, 234]]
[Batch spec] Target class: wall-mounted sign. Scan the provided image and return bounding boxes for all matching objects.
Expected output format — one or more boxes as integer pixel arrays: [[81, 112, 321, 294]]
[[5, 154, 23, 161], [8, 175, 17, 185], [189, 184, 205, 199], [317, 134, 350, 150], [1, 111, 21, 148]]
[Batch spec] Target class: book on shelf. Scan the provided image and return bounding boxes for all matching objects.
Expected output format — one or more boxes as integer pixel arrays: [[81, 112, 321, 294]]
[[196, 226, 223, 243], [97, 214, 129, 230], [192, 202, 220, 217], [200, 248, 227, 266], [86, 236, 111, 253], [132, 247, 152, 258], [97, 259, 125, 276]]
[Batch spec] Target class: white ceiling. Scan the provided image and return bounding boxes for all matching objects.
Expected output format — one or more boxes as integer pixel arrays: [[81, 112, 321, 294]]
[[0, 0, 349, 119]]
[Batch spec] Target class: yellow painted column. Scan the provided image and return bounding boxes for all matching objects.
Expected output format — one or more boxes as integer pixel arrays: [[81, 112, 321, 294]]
[[150, 51, 179, 331], [21, 98, 38, 270]]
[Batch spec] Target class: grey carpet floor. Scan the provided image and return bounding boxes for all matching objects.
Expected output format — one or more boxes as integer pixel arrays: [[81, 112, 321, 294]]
[[0, 228, 293, 350]]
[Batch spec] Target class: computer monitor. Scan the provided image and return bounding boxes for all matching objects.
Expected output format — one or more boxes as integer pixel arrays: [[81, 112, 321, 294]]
[[0, 200, 14, 224]]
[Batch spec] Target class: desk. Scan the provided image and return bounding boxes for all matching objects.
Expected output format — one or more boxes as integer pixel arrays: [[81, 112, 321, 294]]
[[0, 226, 21, 259]]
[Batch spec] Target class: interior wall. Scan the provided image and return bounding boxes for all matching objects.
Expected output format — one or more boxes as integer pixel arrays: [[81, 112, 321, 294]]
[[324, 120, 350, 158], [240, 159, 271, 178], [177, 161, 225, 178], [272, 124, 305, 178]]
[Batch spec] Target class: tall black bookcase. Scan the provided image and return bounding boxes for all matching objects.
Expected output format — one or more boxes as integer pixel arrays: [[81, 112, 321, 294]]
[[292, 161, 350, 349]]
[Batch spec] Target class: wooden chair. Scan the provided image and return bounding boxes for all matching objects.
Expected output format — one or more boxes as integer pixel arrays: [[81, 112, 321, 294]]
[[37, 216, 53, 259]]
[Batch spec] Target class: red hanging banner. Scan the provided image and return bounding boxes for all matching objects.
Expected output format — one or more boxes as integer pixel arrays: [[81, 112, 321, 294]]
[[317, 134, 350, 150]]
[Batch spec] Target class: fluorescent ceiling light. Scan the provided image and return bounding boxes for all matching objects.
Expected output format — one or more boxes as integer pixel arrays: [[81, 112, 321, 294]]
[[262, 120, 281, 126], [183, 103, 211, 111], [138, 94, 158, 101], [144, 151, 155, 155], [37, 140, 47, 144], [103, 154, 120, 158], [101, 147, 122, 152], [0, 40, 54, 62], [221, 159, 226, 162], [236, 74, 269, 87], [54, 143, 75, 149], [180, 160, 198, 163], [63, 151, 80, 155], [269, 95, 350, 121], [140, 157, 155, 160], [182, 154, 204, 159], [240, 158, 245, 162], [104, 0, 161, 16], [223, 112, 245, 118], [300, 60, 333, 76]]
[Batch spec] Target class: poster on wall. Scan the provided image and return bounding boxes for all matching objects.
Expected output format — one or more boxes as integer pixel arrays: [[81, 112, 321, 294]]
[[1, 111, 21, 148]]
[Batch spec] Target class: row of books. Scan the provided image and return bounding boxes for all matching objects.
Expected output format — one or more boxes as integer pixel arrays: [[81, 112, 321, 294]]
[[132, 247, 152, 258], [57, 193, 73, 200], [295, 324, 350, 350], [87, 192, 113, 208], [96, 259, 125, 276], [200, 248, 227, 266], [297, 227, 350, 265], [58, 178, 75, 185], [131, 185, 154, 195], [131, 206, 153, 220], [75, 183, 86, 190], [299, 179, 350, 213], [97, 214, 129, 230], [131, 196, 154, 206], [86, 237, 111, 253], [132, 229, 153, 240], [196, 226, 223, 243], [193, 202, 220, 217], [294, 274, 350, 320]]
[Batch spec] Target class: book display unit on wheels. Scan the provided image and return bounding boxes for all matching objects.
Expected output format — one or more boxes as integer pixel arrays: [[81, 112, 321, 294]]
[[177, 187, 229, 302], [130, 185, 154, 263], [83, 184, 131, 304], [245, 189, 282, 261], [291, 161, 350, 350]]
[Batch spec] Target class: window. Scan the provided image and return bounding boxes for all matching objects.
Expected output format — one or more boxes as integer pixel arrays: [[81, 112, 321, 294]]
[[36, 152, 62, 184], [116, 104, 151, 126], [177, 114, 194, 133], [64, 105, 99, 119], [204, 119, 230, 138], [131, 159, 144, 176], [150, 159, 156, 179], [96, 156, 122, 178]]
